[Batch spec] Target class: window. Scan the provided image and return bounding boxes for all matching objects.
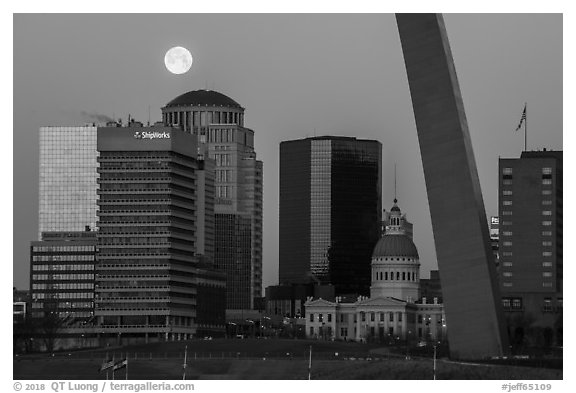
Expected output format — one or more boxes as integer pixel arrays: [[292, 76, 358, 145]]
[[340, 314, 345, 323], [542, 167, 552, 175], [361, 312, 365, 322], [542, 262, 552, 267], [327, 314, 332, 322], [542, 190, 552, 195], [502, 211, 512, 216], [502, 251, 513, 257], [402, 272, 406, 281], [543, 272, 553, 278], [503, 282, 513, 287], [503, 262, 513, 267], [502, 298, 511, 308], [503, 200, 513, 206], [502, 221, 512, 226], [380, 312, 385, 321], [542, 251, 552, 257], [503, 180, 513, 185], [318, 314, 323, 323], [543, 282, 553, 288], [543, 298, 552, 312], [398, 313, 403, 322], [310, 313, 314, 322], [389, 313, 394, 322], [503, 231, 513, 236], [309, 327, 314, 336], [384, 272, 388, 280], [503, 167, 513, 175], [542, 200, 552, 205], [354, 314, 357, 323], [542, 231, 552, 236], [503, 241, 512, 247], [542, 241, 552, 247], [371, 312, 375, 322], [542, 210, 552, 216], [503, 272, 513, 277], [542, 221, 552, 226], [542, 179, 552, 185], [512, 298, 522, 309], [418, 315, 423, 323], [503, 190, 513, 196]]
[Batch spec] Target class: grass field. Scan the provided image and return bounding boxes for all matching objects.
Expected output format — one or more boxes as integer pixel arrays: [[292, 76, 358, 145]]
[[13, 339, 563, 380]]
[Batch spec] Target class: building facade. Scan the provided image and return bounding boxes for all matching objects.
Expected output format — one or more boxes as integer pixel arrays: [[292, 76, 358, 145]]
[[279, 136, 382, 296], [39, 126, 99, 237], [161, 90, 263, 310], [305, 201, 445, 343], [30, 231, 97, 324], [95, 125, 225, 341], [498, 150, 563, 346]]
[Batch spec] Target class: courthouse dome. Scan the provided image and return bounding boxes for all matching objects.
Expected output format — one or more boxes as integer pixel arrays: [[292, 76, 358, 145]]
[[372, 234, 419, 259], [165, 89, 243, 109]]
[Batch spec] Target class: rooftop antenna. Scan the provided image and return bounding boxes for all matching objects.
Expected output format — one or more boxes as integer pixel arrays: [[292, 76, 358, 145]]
[[394, 163, 397, 202]]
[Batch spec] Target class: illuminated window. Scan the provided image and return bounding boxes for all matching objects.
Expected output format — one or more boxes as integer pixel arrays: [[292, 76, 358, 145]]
[[542, 210, 552, 216], [503, 168, 513, 175], [503, 200, 513, 206], [503, 190, 513, 196]]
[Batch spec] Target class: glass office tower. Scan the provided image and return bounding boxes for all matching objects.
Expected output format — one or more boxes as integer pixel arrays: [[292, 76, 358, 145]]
[[38, 126, 98, 238], [279, 136, 382, 296]]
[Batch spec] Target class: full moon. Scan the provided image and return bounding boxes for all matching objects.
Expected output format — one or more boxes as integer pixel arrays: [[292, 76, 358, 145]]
[[164, 46, 193, 75]]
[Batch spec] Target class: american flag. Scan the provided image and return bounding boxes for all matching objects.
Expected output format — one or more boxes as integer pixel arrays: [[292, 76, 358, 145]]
[[515, 104, 526, 131]]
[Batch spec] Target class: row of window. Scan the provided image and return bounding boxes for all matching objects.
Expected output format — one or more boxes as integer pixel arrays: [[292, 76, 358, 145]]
[[33, 274, 94, 281], [33, 246, 94, 252], [32, 264, 95, 271], [502, 167, 553, 175], [310, 312, 405, 323], [33, 301, 93, 309], [374, 270, 417, 282], [33, 255, 95, 262], [32, 283, 94, 290], [503, 282, 553, 288], [501, 262, 553, 268], [32, 292, 93, 299]]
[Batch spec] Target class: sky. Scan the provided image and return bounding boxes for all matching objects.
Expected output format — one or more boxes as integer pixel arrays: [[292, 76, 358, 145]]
[[12, 13, 563, 291]]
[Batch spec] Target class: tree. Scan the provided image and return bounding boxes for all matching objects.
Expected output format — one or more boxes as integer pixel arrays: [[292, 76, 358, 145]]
[[38, 313, 66, 353]]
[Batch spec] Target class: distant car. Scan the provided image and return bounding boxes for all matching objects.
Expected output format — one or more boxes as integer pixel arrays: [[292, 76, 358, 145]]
[[417, 341, 427, 347], [236, 334, 245, 339], [203, 336, 212, 340]]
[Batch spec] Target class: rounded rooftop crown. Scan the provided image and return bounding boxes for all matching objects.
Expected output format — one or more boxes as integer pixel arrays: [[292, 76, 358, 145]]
[[372, 234, 419, 259], [165, 89, 242, 109]]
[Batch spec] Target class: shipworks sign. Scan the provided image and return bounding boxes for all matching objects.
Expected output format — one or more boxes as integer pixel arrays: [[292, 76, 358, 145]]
[[133, 131, 171, 140]]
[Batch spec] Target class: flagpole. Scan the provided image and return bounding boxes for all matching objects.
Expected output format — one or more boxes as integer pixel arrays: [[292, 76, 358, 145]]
[[125, 356, 128, 380], [183, 345, 188, 380], [308, 345, 312, 380], [524, 102, 527, 152]]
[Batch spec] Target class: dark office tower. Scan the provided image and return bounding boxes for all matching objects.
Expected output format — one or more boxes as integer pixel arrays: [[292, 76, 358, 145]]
[[95, 125, 225, 341], [279, 136, 382, 296], [161, 90, 263, 310], [30, 231, 97, 323], [499, 150, 563, 346]]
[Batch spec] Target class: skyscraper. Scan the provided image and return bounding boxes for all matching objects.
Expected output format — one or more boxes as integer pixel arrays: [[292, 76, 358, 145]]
[[279, 136, 382, 296], [95, 125, 225, 341], [498, 150, 562, 346], [161, 90, 263, 310], [39, 126, 98, 238]]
